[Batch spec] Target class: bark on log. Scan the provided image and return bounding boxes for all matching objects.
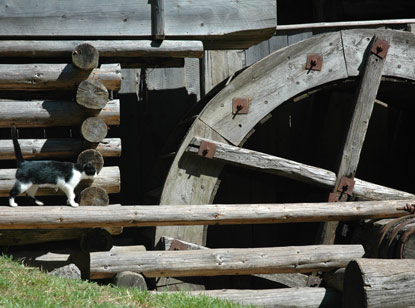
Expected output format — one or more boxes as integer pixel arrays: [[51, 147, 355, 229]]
[[169, 288, 341, 308], [76, 80, 108, 109], [187, 137, 414, 201], [81, 117, 108, 143], [0, 227, 122, 246], [0, 40, 204, 59], [0, 166, 120, 197], [343, 259, 415, 308], [72, 43, 99, 71], [77, 149, 104, 173], [0, 138, 120, 160], [0, 200, 411, 230], [90, 244, 364, 279], [79, 187, 109, 207], [0, 63, 121, 91], [0, 99, 119, 128]]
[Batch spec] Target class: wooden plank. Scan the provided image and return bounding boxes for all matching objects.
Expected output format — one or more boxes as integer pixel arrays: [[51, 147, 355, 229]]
[[0, 40, 203, 59], [0, 99, 119, 128], [320, 35, 389, 245], [187, 137, 414, 201], [0, 166, 120, 197], [0, 63, 121, 91], [0, 200, 411, 230], [90, 244, 364, 278], [245, 40, 270, 66], [344, 259, 415, 308], [0, 0, 276, 50], [199, 32, 348, 146], [164, 288, 341, 308], [0, 138, 121, 160]]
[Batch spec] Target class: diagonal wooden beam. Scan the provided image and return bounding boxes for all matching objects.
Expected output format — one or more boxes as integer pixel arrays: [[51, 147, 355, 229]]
[[320, 35, 390, 244], [186, 137, 413, 201]]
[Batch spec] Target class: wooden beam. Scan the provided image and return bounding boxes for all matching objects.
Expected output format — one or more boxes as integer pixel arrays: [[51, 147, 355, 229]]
[[0, 166, 120, 197], [0, 138, 121, 160], [90, 244, 364, 278], [344, 259, 415, 308], [0, 99, 119, 128], [163, 288, 341, 308], [320, 35, 389, 245], [0, 40, 203, 59], [187, 137, 414, 201], [151, 0, 165, 40], [0, 0, 276, 50], [0, 63, 121, 91], [0, 200, 411, 230]]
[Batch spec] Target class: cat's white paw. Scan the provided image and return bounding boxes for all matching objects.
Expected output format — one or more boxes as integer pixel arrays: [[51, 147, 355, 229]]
[[70, 202, 79, 208], [35, 200, 44, 206], [9, 198, 18, 207]]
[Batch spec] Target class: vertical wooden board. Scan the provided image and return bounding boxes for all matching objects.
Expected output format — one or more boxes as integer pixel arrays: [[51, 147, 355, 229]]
[[146, 67, 185, 90], [342, 29, 415, 81], [287, 30, 313, 46], [245, 40, 270, 66], [203, 50, 245, 95], [269, 33, 288, 53], [156, 119, 228, 246], [200, 32, 348, 146], [184, 58, 201, 101]]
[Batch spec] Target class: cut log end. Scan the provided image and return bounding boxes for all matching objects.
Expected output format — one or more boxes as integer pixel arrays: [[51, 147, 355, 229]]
[[343, 261, 365, 308], [72, 43, 99, 71], [77, 149, 104, 173], [81, 117, 108, 143], [79, 187, 109, 206], [76, 80, 109, 110]]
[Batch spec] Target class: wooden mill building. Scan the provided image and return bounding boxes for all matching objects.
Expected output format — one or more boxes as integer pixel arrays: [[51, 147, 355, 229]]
[[1, 0, 415, 307]]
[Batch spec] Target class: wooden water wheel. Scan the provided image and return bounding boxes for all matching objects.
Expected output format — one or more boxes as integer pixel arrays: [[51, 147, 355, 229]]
[[156, 29, 415, 247]]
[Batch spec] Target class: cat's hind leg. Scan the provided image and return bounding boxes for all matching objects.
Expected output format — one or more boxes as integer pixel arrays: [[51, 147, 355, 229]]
[[9, 181, 32, 207], [26, 185, 43, 206]]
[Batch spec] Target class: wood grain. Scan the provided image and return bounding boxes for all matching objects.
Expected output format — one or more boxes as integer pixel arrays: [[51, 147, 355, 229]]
[[0, 200, 411, 230], [90, 244, 364, 278]]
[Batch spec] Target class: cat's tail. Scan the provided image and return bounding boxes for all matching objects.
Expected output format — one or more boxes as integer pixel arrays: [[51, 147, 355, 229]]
[[11, 125, 24, 164]]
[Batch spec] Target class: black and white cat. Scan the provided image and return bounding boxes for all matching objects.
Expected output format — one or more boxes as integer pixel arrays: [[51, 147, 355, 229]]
[[9, 126, 97, 207]]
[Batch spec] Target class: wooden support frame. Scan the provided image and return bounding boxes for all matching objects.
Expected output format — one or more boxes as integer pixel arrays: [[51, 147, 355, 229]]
[[320, 35, 390, 245], [0, 200, 411, 230], [187, 137, 414, 201]]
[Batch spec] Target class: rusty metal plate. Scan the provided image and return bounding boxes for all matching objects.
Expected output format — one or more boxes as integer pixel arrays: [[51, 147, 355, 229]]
[[328, 192, 347, 202], [371, 38, 390, 59], [337, 176, 355, 195], [169, 239, 189, 251], [305, 54, 323, 71], [197, 140, 216, 159], [232, 97, 251, 115]]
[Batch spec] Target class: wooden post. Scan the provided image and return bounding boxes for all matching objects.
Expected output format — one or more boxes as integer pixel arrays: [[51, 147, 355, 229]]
[[320, 35, 390, 244], [90, 244, 364, 279], [81, 117, 108, 143], [76, 80, 109, 110], [151, 0, 165, 40], [72, 43, 99, 71], [343, 259, 415, 308]]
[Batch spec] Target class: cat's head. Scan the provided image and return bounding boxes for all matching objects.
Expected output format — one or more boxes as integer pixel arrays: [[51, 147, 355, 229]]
[[81, 163, 97, 179]]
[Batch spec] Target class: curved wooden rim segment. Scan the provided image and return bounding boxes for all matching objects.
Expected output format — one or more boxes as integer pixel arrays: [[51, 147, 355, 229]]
[[158, 29, 415, 245]]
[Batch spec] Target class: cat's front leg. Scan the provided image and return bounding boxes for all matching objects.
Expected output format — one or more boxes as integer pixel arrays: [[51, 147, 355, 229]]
[[59, 184, 79, 207]]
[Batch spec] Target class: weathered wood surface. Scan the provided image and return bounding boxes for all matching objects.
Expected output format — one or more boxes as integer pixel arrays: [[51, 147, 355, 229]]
[[187, 137, 414, 201], [90, 244, 364, 279], [323, 268, 345, 292], [79, 187, 109, 207], [0, 138, 121, 160], [71, 43, 99, 71], [169, 288, 341, 308], [321, 35, 389, 245], [151, 0, 165, 40], [0, 200, 411, 230], [0, 99, 119, 128], [0, 0, 276, 50], [77, 149, 104, 174], [81, 117, 108, 143], [343, 259, 415, 308], [0, 166, 120, 197], [76, 80, 108, 110], [0, 227, 122, 246], [160, 236, 309, 288], [0, 63, 121, 91], [0, 40, 204, 59]]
